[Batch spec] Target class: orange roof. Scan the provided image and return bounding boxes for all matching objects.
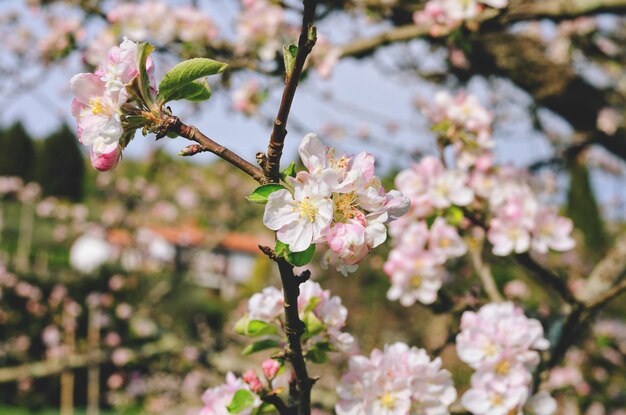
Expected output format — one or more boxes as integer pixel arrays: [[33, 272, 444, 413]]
[[145, 222, 205, 246], [219, 232, 272, 254], [107, 228, 134, 246]]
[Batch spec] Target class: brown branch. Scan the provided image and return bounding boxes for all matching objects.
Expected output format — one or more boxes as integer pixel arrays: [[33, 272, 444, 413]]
[[165, 116, 265, 183], [261, 393, 290, 415], [580, 231, 626, 303], [468, 239, 504, 302], [275, 257, 315, 415], [265, 0, 318, 183], [587, 274, 626, 309], [515, 252, 578, 304], [504, 0, 626, 22]]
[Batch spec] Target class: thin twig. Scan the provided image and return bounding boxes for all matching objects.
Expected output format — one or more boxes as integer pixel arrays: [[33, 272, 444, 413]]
[[515, 252, 578, 304], [166, 116, 265, 183], [265, 0, 318, 182], [468, 240, 503, 302]]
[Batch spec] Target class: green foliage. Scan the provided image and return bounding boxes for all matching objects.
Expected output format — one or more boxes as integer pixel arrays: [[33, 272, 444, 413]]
[[242, 339, 281, 355], [246, 184, 286, 204], [283, 43, 298, 76], [34, 125, 85, 201], [227, 390, 256, 414], [158, 58, 228, 104], [137, 43, 156, 106], [566, 159, 608, 257], [275, 240, 316, 266], [0, 123, 35, 181]]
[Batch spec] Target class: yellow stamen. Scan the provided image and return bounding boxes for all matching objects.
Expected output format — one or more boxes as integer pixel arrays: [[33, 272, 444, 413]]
[[380, 392, 396, 409], [495, 360, 510, 375], [410, 275, 422, 288], [298, 197, 318, 223], [89, 97, 104, 115]]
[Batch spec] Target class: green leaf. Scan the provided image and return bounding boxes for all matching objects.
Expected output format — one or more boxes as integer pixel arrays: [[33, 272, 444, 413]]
[[136, 43, 156, 106], [275, 240, 288, 257], [246, 184, 286, 204], [305, 346, 328, 364], [283, 43, 298, 76], [246, 320, 279, 337], [227, 389, 255, 414], [287, 244, 315, 267], [303, 311, 324, 337], [234, 315, 250, 335], [445, 206, 465, 227], [303, 296, 321, 314], [158, 58, 228, 103], [280, 162, 297, 181], [242, 339, 281, 356], [162, 79, 212, 102]]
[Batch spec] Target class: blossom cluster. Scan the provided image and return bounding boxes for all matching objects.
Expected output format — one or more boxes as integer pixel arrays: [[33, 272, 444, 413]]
[[384, 91, 575, 306], [70, 39, 153, 171], [241, 280, 357, 354], [456, 302, 556, 415], [200, 359, 290, 415], [106, 1, 219, 53], [414, 0, 508, 36], [263, 134, 409, 275], [335, 342, 456, 415], [200, 372, 260, 415]]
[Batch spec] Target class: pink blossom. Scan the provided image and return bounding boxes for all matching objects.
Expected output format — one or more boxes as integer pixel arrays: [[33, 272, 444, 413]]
[[200, 372, 258, 415], [385, 250, 443, 306], [336, 342, 456, 415], [262, 359, 280, 379], [531, 207, 576, 254], [247, 286, 283, 322], [242, 370, 264, 393], [429, 217, 467, 261]]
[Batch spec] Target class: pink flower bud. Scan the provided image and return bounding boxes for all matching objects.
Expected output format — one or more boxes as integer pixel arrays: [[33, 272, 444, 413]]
[[90, 146, 122, 171], [262, 359, 280, 379], [243, 369, 263, 393]]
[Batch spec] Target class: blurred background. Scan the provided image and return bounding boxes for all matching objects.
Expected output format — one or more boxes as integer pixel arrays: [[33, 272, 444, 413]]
[[1, 0, 626, 414]]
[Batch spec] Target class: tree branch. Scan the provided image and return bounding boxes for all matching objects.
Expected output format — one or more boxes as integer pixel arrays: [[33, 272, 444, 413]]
[[515, 253, 578, 304], [468, 239, 504, 302], [261, 393, 290, 415], [275, 257, 315, 415], [265, 0, 318, 182], [165, 116, 265, 184], [580, 231, 626, 303]]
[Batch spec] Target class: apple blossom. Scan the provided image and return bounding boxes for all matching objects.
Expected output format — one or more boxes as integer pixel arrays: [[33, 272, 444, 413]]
[[241, 280, 356, 355], [70, 38, 153, 171], [263, 172, 334, 252], [456, 302, 551, 415], [200, 372, 259, 415], [263, 134, 408, 273], [336, 342, 456, 415]]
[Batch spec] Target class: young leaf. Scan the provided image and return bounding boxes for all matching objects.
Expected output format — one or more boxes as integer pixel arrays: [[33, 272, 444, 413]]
[[162, 79, 212, 102], [227, 389, 255, 414], [280, 162, 297, 181], [234, 315, 250, 335], [303, 311, 324, 337], [283, 43, 298, 76], [242, 339, 281, 356], [246, 184, 286, 204], [158, 58, 228, 103], [275, 240, 288, 257], [246, 320, 279, 337], [136, 43, 156, 106], [287, 244, 315, 267], [305, 346, 328, 364]]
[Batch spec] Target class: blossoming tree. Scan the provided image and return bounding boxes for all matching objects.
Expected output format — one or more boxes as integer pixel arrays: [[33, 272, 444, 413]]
[[2, 0, 626, 414]]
